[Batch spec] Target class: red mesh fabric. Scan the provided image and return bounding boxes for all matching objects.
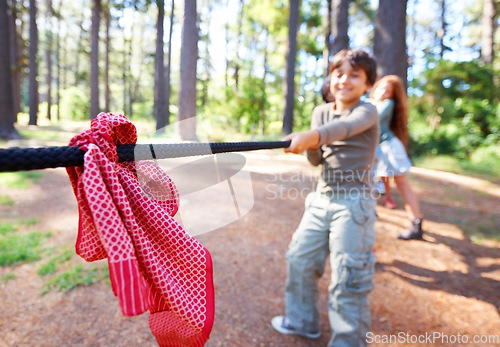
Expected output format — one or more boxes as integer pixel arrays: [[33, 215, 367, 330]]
[[66, 113, 214, 346]]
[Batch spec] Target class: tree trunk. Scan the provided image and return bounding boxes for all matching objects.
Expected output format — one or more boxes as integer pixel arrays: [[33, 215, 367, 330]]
[[55, 0, 61, 121], [224, 0, 229, 89], [178, 0, 198, 141], [154, 0, 168, 131], [133, 28, 144, 112], [164, 0, 174, 127], [331, 0, 349, 55], [373, 0, 408, 84], [438, 0, 447, 58], [282, 0, 300, 135], [481, 0, 497, 64], [233, 0, 244, 90], [74, 10, 85, 86], [60, 15, 67, 91], [104, 4, 110, 112], [28, 0, 39, 126], [122, 26, 127, 115], [8, 0, 21, 118], [46, 0, 53, 121], [323, 0, 333, 76], [199, 2, 213, 108], [127, 28, 134, 118], [260, 29, 269, 135], [0, 0, 21, 139], [90, 0, 101, 119]]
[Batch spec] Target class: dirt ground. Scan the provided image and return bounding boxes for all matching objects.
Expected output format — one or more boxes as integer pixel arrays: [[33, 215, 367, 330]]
[[1, 149, 499, 346]]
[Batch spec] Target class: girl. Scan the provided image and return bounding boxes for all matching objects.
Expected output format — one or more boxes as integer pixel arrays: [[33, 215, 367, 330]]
[[371, 75, 424, 240]]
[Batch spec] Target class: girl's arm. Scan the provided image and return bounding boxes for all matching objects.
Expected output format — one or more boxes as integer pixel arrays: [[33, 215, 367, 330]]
[[377, 98, 394, 124]]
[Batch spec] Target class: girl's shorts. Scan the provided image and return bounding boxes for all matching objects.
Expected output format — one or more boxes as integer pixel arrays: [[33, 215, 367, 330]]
[[374, 137, 412, 177]]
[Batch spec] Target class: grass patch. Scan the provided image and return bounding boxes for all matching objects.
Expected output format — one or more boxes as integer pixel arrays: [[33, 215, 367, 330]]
[[43, 264, 109, 293], [37, 247, 74, 276], [0, 218, 109, 293], [0, 221, 48, 266], [18, 128, 70, 142], [0, 171, 44, 189], [1, 273, 16, 281], [19, 218, 38, 226], [0, 231, 49, 266], [0, 222, 17, 235], [472, 215, 500, 241], [413, 154, 500, 183], [0, 194, 15, 206], [37, 260, 58, 276]]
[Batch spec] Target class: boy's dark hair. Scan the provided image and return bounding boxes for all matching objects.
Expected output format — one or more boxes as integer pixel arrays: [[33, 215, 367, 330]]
[[329, 49, 377, 86]]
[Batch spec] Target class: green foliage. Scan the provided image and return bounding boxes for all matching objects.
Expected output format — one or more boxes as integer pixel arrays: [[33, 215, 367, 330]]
[[59, 86, 91, 121], [467, 145, 500, 177], [239, 76, 270, 133], [410, 122, 469, 157], [38, 102, 60, 122], [131, 101, 155, 120], [418, 60, 498, 102], [299, 0, 323, 58], [43, 265, 109, 293], [413, 144, 500, 179], [198, 91, 242, 141], [246, 0, 286, 30], [0, 171, 43, 189], [410, 59, 500, 161], [216, 76, 274, 135], [352, 0, 376, 21]]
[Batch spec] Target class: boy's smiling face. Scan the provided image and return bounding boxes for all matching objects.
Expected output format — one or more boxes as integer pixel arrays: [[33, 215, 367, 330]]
[[330, 60, 372, 112]]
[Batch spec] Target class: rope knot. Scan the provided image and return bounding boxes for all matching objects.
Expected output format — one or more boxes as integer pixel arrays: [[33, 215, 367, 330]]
[[70, 112, 137, 163]]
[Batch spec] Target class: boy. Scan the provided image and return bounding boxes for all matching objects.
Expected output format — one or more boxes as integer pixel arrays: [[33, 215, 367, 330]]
[[271, 49, 378, 346]]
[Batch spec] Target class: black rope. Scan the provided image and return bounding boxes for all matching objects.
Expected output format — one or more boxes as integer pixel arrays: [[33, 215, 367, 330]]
[[0, 141, 291, 172]]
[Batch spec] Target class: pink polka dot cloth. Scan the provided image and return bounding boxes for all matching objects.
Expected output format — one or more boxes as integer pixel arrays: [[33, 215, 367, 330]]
[[66, 113, 214, 346]]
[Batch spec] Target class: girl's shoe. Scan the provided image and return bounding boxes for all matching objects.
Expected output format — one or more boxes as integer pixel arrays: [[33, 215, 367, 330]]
[[374, 180, 386, 194], [385, 197, 397, 209], [398, 218, 424, 240]]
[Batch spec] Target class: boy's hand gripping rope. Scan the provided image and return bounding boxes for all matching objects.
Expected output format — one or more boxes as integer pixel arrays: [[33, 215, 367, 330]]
[[0, 141, 291, 173]]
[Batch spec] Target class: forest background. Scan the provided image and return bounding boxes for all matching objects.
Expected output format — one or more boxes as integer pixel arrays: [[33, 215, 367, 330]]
[[1, 2, 499, 345], [0, 0, 499, 178]]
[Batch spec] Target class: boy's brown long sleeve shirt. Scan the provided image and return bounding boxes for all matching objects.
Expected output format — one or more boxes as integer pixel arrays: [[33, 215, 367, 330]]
[[306, 100, 379, 193]]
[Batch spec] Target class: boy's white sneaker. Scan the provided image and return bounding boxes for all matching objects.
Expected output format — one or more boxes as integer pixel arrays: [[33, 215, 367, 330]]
[[271, 316, 321, 339]]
